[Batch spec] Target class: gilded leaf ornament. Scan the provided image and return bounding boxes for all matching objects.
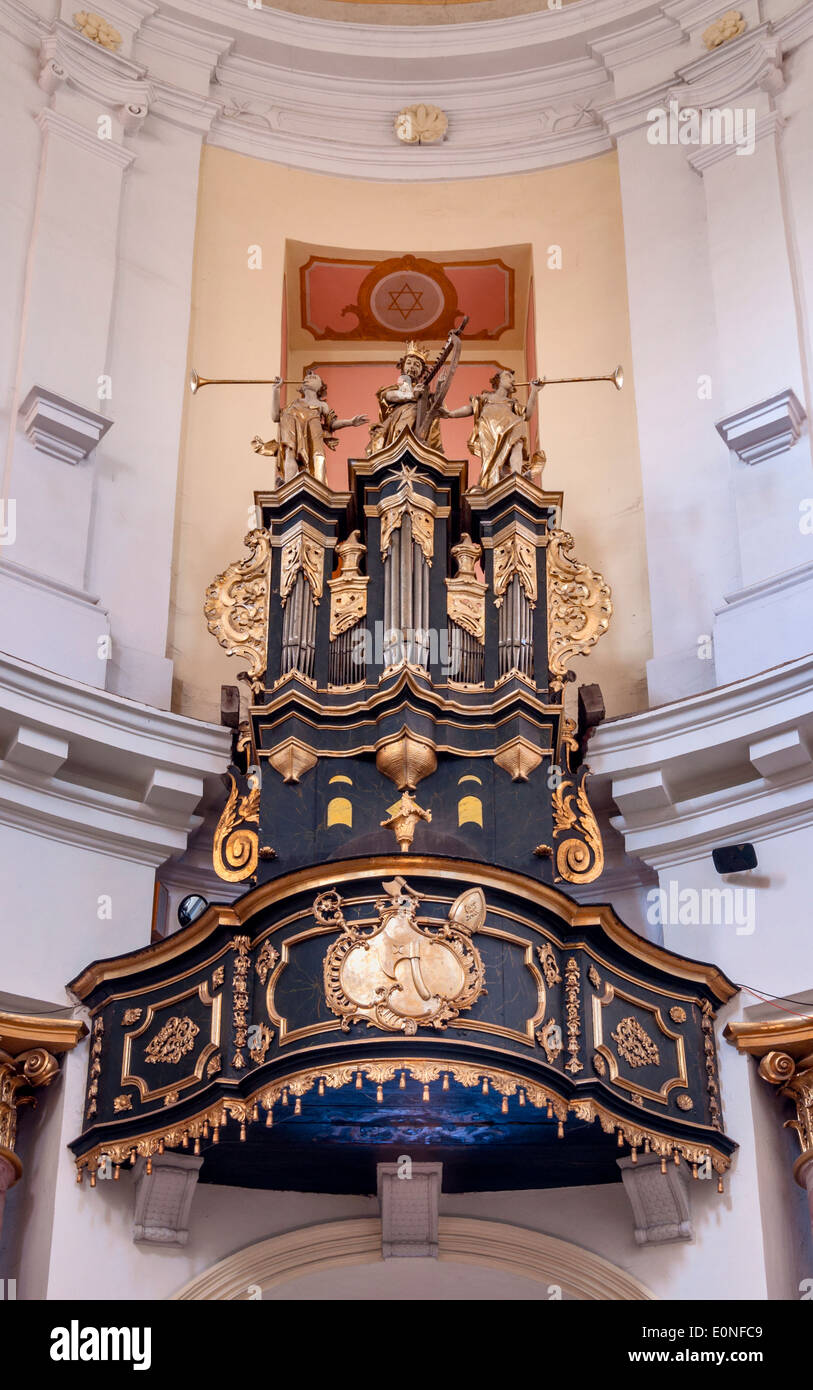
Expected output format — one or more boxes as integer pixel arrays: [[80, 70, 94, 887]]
[[204, 529, 271, 692], [144, 1016, 199, 1066], [212, 771, 260, 883], [611, 1016, 660, 1069], [551, 769, 604, 885], [547, 529, 612, 692]]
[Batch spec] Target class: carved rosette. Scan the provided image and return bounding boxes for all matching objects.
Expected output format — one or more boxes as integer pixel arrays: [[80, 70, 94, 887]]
[[547, 529, 612, 693], [212, 770, 260, 883], [323, 880, 486, 1035], [204, 529, 271, 693]]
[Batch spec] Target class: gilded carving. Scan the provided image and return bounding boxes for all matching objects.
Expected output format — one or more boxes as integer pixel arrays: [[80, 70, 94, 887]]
[[74, 1055, 734, 1186], [701, 1000, 723, 1130], [279, 529, 325, 605], [588, 964, 602, 990], [492, 528, 537, 608], [323, 878, 486, 1035], [204, 529, 271, 692], [611, 1016, 660, 1069], [267, 738, 318, 785], [230, 936, 252, 1070], [676, 1094, 694, 1111], [206, 1053, 222, 1078], [537, 1018, 563, 1064], [379, 480, 436, 566], [670, 1006, 687, 1024], [113, 1094, 133, 1112], [446, 534, 486, 644], [122, 1008, 142, 1025], [213, 771, 260, 883], [248, 1023, 274, 1066], [328, 530, 369, 639], [547, 530, 612, 692], [564, 957, 583, 1075], [592, 1052, 607, 1077], [552, 771, 604, 885], [536, 942, 561, 988], [381, 791, 432, 853], [493, 736, 543, 782], [255, 942, 280, 985], [375, 729, 437, 790], [144, 1017, 199, 1066]]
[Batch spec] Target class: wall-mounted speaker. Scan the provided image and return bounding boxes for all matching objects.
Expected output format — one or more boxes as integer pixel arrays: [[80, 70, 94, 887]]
[[712, 843, 757, 874]]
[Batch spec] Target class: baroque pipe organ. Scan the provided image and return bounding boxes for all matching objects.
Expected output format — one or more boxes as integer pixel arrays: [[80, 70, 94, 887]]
[[68, 425, 737, 1198]]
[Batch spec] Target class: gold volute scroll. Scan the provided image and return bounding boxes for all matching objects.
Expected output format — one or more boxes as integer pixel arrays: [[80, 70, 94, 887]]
[[446, 532, 487, 644], [213, 772, 260, 883], [328, 528, 369, 639], [492, 526, 537, 608], [322, 878, 486, 1034], [547, 529, 612, 692], [552, 769, 604, 885], [204, 529, 271, 693]]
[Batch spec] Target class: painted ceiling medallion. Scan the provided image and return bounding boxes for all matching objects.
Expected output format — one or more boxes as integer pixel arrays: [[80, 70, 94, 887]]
[[395, 104, 449, 146], [322, 878, 486, 1034]]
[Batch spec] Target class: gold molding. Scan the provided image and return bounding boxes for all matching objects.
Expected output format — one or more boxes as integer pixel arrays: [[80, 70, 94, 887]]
[[204, 529, 271, 692], [279, 524, 325, 605], [725, 1015, 813, 1184], [0, 1012, 85, 1184], [121, 983, 221, 1102], [69, 855, 737, 1006], [592, 983, 687, 1104], [547, 530, 612, 693], [73, 1056, 733, 1183]]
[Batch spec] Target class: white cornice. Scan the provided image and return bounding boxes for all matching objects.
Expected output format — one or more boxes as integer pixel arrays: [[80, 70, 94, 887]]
[[3, 0, 813, 176], [589, 654, 813, 867], [0, 652, 230, 864]]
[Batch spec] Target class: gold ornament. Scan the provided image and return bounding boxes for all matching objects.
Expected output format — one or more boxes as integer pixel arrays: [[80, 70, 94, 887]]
[[323, 878, 485, 1035], [212, 772, 260, 883], [204, 530, 271, 693], [547, 530, 612, 693], [611, 1017, 660, 1069], [394, 104, 449, 145], [144, 1016, 200, 1066], [381, 791, 432, 854], [73, 11, 122, 50]]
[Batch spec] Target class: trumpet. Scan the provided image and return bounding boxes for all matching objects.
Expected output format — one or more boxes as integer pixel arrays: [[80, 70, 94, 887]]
[[513, 366, 624, 390], [188, 370, 304, 394]]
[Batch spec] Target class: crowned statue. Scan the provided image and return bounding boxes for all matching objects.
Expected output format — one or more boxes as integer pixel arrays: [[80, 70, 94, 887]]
[[367, 321, 467, 457], [252, 372, 367, 486], [440, 367, 546, 489]]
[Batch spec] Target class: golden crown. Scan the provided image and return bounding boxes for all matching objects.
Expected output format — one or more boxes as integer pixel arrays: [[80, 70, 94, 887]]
[[403, 340, 431, 364]]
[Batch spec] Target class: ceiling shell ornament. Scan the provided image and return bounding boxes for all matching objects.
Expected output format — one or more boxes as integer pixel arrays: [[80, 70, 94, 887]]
[[395, 104, 449, 146]]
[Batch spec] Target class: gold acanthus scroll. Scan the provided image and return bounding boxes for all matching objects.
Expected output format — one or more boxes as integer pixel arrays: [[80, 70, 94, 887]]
[[204, 529, 271, 694], [547, 529, 612, 693]]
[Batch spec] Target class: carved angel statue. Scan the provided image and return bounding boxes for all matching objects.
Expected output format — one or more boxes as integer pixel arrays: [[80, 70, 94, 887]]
[[366, 321, 467, 457], [440, 368, 546, 489], [252, 373, 367, 487]]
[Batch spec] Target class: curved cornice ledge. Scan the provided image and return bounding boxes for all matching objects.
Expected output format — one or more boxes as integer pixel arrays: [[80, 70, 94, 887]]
[[3, 0, 812, 178]]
